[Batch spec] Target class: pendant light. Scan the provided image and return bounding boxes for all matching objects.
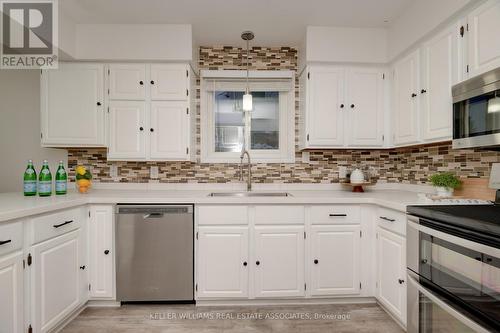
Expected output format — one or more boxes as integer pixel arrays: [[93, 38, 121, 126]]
[[488, 91, 500, 113], [241, 31, 254, 112]]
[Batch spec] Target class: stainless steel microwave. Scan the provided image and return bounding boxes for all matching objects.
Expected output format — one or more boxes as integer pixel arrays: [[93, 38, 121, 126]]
[[452, 67, 500, 149]]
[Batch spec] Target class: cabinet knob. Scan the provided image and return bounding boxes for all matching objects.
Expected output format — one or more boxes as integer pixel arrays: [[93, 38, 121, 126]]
[[314, 259, 319, 264], [243, 261, 248, 266], [350, 104, 355, 108], [340, 104, 345, 108], [411, 93, 417, 98], [150, 128, 154, 132], [256, 261, 260, 266], [139, 127, 144, 131], [104, 250, 110, 255], [398, 279, 405, 284], [80, 265, 86, 270], [421, 89, 427, 94], [97, 102, 102, 106], [150, 80, 155, 85], [139, 81, 144, 85]]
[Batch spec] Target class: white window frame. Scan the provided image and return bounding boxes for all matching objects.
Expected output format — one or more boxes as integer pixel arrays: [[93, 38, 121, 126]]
[[200, 70, 295, 163]]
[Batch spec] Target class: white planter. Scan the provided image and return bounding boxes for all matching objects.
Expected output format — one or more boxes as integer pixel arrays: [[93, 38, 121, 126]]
[[435, 186, 454, 197]]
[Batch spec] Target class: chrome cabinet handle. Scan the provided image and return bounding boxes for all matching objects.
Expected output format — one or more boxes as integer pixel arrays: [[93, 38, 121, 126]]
[[379, 216, 396, 222], [53, 220, 74, 228]]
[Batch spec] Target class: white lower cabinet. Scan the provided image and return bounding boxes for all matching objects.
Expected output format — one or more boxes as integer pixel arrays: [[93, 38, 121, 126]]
[[253, 226, 305, 298], [0, 251, 24, 333], [376, 226, 407, 325], [309, 225, 361, 296], [89, 205, 115, 299], [197, 226, 249, 298], [31, 228, 86, 333]]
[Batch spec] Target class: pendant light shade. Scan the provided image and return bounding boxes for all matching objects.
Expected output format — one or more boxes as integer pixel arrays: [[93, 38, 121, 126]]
[[241, 31, 254, 112]]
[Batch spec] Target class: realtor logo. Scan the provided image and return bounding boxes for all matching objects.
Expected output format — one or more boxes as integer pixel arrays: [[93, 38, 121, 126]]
[[1, 0, 58, 68]]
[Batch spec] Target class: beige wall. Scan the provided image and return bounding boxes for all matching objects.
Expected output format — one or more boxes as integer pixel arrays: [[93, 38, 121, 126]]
[[0, 70, 67, 193]]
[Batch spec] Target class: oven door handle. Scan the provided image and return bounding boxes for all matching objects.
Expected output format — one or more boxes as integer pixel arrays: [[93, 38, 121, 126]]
[[407, 271, 490, 333]]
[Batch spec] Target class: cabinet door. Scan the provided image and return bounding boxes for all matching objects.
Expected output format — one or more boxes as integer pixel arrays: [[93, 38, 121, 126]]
[[421, 25, 458, 141], [197, 227, 249, 299], [307, 66, 345, 147], [346, 68, 384, 147], [150, 64, 188, 101], [376, 227, 406, 325], [468, 0, 500, 77], [309, 225, 361, 296], [393, 50, 420, 145], [150, 101, 189, 160], [89, 206, 114, 299], [31, 230, 82, 333], [108, 64, 146, 100], [41, 63, 105, 146], [254, 226, 305, 298], [108, 101, 147, 160], [0, 251, 23, 333]]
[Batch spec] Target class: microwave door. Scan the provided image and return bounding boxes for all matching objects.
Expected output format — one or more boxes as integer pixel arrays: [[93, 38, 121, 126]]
[[407, 270, 490, 333]]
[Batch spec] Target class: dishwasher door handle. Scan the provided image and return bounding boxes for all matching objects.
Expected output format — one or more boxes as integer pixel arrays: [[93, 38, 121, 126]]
[[143, 213, 165, 219]]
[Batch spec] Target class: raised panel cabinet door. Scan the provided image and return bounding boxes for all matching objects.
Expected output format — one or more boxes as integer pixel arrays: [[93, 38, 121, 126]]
[[150, 64, 189, 101], [149, 101, 188, 160], [376, 227, 406, 325], [393, 50, 420, 145], [196, 227, 249, 299], [309, 225, 361, 296], [468, 0, 500, 77], [41, 63, 105, 146], [108, 101, 147, 160], [89, 206, 114, 299], [346, 68, 384, 147], [31, 230, 81, 333], [253, 226, 305, 298], [307, 66, 345, 147], [0, 251, 23, 333], [108, 64, 146, 100], [421, 25, 457, 142]]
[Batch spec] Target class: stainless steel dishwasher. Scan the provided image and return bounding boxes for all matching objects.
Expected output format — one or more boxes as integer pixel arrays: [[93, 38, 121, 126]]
[[116, 204, 194, 302]]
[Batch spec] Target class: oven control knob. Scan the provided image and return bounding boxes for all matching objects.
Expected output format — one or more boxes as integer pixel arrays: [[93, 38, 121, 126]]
[[398, 279, 405, 284], [421, 259, 427, 264]]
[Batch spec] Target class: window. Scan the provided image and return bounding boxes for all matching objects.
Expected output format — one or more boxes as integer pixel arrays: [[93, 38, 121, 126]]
[[201, 70, 295, 163]]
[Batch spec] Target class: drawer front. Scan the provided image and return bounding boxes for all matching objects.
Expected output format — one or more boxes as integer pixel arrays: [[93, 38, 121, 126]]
[[0, 220, 23, 256], [31, 207, 84, 244], [255, 206, 304, 225], [377, 207, 406, 236], [197, 205, 248, 225], [310, 205, 361, 224]]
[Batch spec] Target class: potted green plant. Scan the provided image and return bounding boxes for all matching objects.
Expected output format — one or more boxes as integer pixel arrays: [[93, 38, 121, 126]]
[[429, 172, 461, 197]]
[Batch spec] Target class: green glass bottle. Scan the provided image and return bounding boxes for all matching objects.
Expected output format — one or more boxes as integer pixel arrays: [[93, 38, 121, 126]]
[[55, 161, 67, 195], [38, 160, 52, 197], [23, 160, 37, 196]]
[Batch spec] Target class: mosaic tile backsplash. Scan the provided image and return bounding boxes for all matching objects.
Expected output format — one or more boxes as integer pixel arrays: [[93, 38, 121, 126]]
[[67, 46, 500, 185]]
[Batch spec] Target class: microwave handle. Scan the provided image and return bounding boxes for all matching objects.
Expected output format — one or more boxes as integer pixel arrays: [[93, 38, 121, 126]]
[[407, 271, 490, 333]]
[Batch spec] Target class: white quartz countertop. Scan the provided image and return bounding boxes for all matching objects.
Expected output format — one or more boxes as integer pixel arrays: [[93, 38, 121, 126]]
[[0, 188, 427, 223]]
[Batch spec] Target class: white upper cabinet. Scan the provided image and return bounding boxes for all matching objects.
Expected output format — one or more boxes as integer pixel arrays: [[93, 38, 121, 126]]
[[467, 0, 500, 77], [0, 251, 24, 333], [150, 64, 189, 100], [108, 64, 146, 100], [41, 63, 105, 147], [301, 65, 385, 149], [306, 66, 345, 147], [196, 227, 249, 299], [420, 25, 458, 142], [149, 101, 189, 160], [253, 226, 305, 298], [393, 50, 420, 146], [346, 68, 384, 147], [309, 225, 361, 296], [108, 101, 147, 160]]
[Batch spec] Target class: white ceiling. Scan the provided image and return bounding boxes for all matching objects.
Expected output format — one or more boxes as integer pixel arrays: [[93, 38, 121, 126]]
[[60, 0, 415, 47]]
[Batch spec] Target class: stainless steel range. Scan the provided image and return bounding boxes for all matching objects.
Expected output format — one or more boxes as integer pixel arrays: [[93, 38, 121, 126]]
[[406, 204, 500, 332]]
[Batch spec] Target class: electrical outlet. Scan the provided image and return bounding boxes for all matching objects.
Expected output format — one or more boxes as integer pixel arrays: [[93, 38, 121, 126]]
[[302, 151, 310, 163], [338, 166, 347, 179], [110, 165, 118, 178], [150, 166, 159, 179]]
